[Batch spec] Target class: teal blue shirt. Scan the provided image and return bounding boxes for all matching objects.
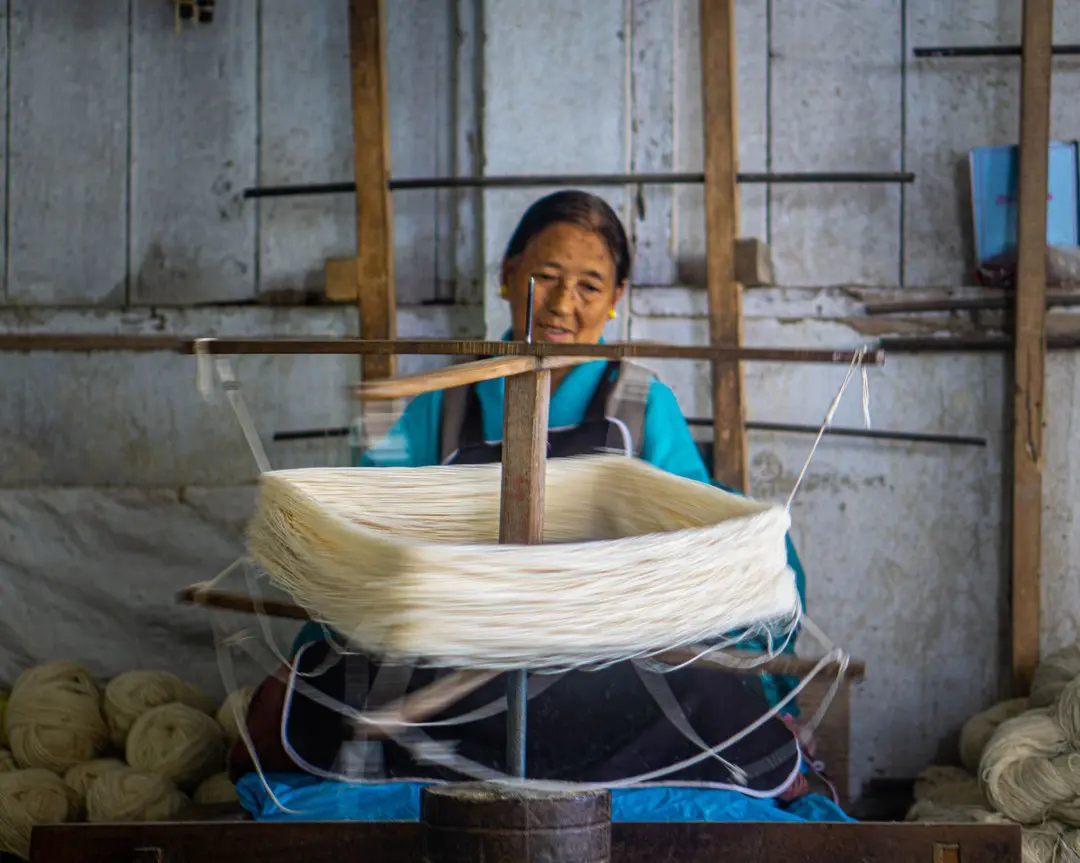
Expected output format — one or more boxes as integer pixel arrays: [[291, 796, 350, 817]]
[[294, 346, 807, 710]]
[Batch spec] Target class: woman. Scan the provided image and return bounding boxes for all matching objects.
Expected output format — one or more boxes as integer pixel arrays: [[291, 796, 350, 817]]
[[238, 191, 811, 796]]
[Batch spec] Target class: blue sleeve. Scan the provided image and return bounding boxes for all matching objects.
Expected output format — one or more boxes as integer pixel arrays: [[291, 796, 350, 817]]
[[641, 379, 808, 714], [640, 380, 713, 484], [355, 390, 444, 468]]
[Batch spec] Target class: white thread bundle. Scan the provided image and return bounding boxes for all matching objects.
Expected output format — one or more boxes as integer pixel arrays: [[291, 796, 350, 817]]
[[247, 455, 800, 669], [103, 670, 215, 748], [960, 698, 1030, 772], [978, 709, 1075, 824], [1030, 641, 1080, 707]]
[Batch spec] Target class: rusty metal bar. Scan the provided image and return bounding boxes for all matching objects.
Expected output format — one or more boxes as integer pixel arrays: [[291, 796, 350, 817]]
[[241, 170, 917, 199], [864, 294, 1080, 315], [272, 420, 986, 448], [914, 44, 1080, 58]]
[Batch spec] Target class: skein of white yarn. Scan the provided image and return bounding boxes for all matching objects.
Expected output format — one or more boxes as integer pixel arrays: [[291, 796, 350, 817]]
[[193, 772, 239, 805], [5, 661, 108, 772], [1030, 641, 1080, 707], [85, 767, 189, 823], [913, 765, 987, 808], [979, 709, 1072, 824], [63, 758, 127, 803], [0, 768, 81, 860], [960, 698, 1029, 772], [126, 703, 225, 789], [215, 687, 253, 746], [103, 670, 214, 749]]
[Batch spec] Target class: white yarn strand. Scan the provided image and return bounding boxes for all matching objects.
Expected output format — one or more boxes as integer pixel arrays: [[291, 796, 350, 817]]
[[786, 347, 873, 511]]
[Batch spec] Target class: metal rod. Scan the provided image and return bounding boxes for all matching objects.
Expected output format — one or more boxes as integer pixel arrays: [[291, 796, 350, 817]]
[[524, 276, 535, 344], [913, 44, 1080, 58], [688, 419, 986, 447], [274, 419, 985, 448], [241, 171, 917, 199], [864, 294, 1080, 315], [882, 334, 1080, 353], [506, 276, 536, 777], [506, 672, 527, 777]]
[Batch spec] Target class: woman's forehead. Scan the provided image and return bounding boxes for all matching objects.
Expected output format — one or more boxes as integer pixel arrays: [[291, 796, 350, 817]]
[[521, 223, 615, 276]]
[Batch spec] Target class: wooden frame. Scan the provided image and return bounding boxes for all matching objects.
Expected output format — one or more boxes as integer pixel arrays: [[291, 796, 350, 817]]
[[700, 0, 748, 492], [30, 819, 1021, 863], [348, 0, 396, 382], [1010, 0, 1054, 696]]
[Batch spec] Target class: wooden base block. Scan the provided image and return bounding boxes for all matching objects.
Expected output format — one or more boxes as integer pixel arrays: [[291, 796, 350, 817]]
[[422, 782, 611, 863]]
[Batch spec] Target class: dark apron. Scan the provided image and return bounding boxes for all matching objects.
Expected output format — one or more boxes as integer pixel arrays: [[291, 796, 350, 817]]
[[274, 363, 802, 794]]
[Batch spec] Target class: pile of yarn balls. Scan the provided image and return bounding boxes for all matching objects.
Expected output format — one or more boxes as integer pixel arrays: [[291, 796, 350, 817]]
[[907, 640, 1080, 863], [0, 660, 253, 860]]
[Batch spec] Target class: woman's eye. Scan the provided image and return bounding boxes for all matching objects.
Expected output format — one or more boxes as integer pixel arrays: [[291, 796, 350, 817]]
[[580, 283, 601, 294]]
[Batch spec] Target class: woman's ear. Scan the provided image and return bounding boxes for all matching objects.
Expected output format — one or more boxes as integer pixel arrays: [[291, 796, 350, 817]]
[[613, 280, 628, 310], [499, 257, 516, 294]]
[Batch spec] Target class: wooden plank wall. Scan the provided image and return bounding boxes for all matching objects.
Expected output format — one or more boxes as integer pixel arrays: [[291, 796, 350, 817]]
[[0, 2, 1077, 308], [0, 0, 460, 309]]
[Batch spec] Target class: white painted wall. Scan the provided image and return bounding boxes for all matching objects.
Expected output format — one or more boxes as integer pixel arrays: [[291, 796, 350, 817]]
[[1, 0, 1078, 798]]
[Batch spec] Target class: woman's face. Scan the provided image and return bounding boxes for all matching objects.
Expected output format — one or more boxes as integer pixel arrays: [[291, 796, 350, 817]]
[[503, 222, 625, 344]]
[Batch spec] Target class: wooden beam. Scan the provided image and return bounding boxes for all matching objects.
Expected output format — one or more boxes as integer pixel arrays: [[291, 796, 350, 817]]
[[1010, 0, 1055, 696], [348, 0, 396, 381], [498, 368, 551, 776], [700, 0, 747, 491]]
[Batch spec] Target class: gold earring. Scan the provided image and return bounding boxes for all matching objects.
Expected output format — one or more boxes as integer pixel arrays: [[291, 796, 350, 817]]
[[609, 308, 617, 319], [500, 284, 509, 298]]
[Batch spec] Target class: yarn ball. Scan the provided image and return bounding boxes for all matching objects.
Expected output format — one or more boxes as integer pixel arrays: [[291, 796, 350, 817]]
[[913, 765, 986, 808], [0, 749, 14, 773], [0, 768, 81, 859], [5, 661, 108, 772], [85, 767, 188, 823], [0, 689, 9, 746], [1056, 676, 1080, 749], [215, 687, 253, 746], [104, 670, 214, 749], [193, 772, 239, 805], [960, 698, 1029, 772], [905, 799, 1005, 824], [1030, 641, 1080, 707], [63, 758, 127, 802], [979, 709, 1073, 823], [125, 702, 225, 789]]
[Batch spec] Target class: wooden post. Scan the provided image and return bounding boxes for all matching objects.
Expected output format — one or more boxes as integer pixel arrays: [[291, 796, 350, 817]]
[[1010, 0, 1054, 696], [499, 368, 551, 775], [348, 0, 396, 381], [699, 0, 748, 491]]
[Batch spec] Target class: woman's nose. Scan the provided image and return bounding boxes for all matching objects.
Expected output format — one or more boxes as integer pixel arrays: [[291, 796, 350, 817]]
[[546, 280, 575, 314]]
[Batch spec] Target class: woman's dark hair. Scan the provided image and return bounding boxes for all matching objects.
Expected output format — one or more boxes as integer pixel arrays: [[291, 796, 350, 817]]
[[503, 190, 633, 284]]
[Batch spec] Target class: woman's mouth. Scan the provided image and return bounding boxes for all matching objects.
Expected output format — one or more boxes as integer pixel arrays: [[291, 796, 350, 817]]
[[536, 324, 575, 342]]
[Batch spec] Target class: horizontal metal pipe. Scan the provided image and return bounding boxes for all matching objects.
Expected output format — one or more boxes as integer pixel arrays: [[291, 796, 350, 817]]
[[241, 171, 917, 199], [882, 334, 1080, 353], [914, 44, 1080, 58], [864, 294, 1080, 315], [273, 419, 985, 448], [688, 419, 986, 447]]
